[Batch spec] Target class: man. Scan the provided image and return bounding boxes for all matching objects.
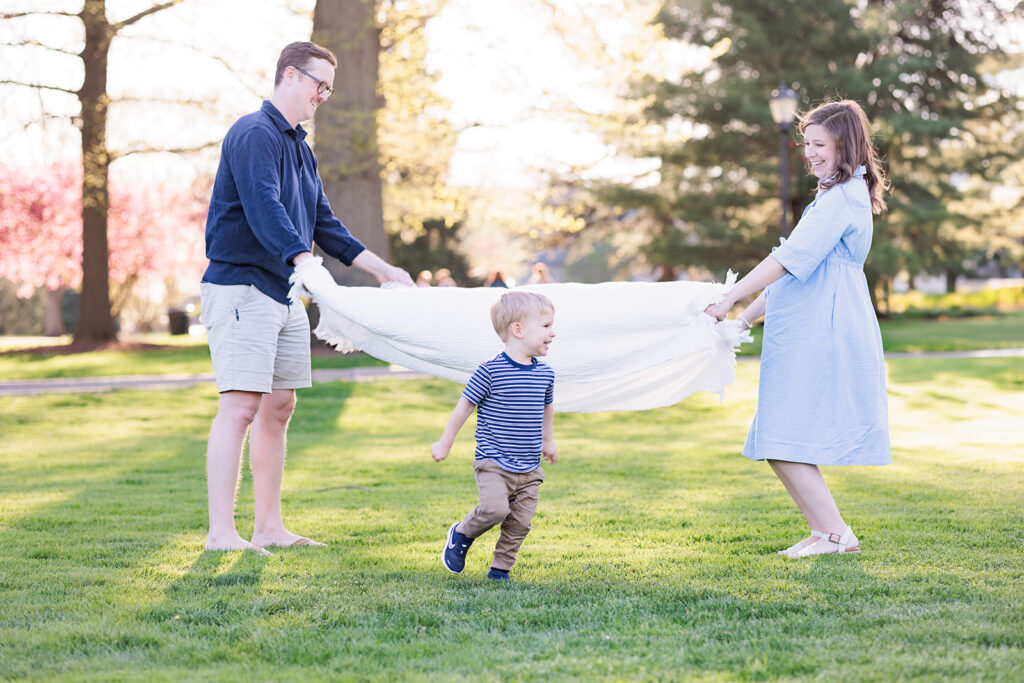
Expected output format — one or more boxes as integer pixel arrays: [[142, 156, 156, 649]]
[[201, 41, 412, 554]]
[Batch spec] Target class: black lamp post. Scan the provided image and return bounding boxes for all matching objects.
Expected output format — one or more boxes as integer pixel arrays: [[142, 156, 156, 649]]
[[769, 85, 799, 238]]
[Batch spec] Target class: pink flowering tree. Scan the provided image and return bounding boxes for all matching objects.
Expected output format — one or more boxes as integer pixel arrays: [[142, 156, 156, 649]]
[[0, 162, 207, 336]]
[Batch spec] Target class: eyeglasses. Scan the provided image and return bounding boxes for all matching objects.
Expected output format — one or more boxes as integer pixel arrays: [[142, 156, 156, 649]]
[[291, 66, 334, 98]]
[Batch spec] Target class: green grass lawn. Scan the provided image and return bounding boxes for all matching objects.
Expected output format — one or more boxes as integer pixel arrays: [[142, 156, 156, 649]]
[[736, 309, 1024, 356], [1, 358, 1021, 680], [0, 334, 385, 380], [878, 310, 1024, 353]]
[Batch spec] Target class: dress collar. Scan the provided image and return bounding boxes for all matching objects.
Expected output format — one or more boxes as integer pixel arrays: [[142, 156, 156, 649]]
[[820, 164, 868, 190]]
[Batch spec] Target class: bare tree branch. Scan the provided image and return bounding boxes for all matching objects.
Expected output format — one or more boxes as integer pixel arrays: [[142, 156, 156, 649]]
[[1, 11, 79, 19], [110, 139, 221, 160], [0, 79, 78, 95], [23, 113, 77, 128], [0, 39, 79, 56], [116, 95, 213, 106], [202, 51, 266, 98], [116, 33, 266, 98], [111, 0, 187, 32]]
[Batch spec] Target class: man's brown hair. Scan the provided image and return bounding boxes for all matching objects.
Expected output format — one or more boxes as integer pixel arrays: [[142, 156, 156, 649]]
[[275, 41, 337, 86]]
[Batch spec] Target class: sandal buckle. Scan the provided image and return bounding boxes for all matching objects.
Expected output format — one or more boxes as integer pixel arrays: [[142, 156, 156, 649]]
[[828, 532, 842, 544]]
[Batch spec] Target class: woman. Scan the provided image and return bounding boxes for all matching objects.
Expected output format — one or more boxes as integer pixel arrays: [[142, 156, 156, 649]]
[[705, 99, 891, 557]]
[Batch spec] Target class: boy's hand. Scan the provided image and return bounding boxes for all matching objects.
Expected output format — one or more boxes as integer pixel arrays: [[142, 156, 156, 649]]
[[431, 441, 449, 462], [542, 440, 558, 464]]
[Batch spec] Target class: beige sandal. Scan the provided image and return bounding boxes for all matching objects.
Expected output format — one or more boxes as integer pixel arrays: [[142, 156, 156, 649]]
[[787, 526, 859, 558], [777, 530, 824, 556]]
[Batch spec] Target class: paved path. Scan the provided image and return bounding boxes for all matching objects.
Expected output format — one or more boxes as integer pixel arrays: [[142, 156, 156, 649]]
[[1, 348, 1021, 397], [0, 366, 431, 396]]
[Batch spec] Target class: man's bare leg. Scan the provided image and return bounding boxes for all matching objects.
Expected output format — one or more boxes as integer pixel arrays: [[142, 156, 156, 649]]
[[206, 390, 263, 551], [249, 388, 318, 547]]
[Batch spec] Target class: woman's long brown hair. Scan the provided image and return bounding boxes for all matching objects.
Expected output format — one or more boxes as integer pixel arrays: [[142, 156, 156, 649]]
[[799, 100, 890, 215]]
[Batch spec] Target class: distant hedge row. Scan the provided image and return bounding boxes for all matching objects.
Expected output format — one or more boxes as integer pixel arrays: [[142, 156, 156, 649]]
[[888, 286, 1024, 318]]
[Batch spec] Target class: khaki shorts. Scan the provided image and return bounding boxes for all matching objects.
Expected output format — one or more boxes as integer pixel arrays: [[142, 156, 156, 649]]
[[200, 283, 312, 393]]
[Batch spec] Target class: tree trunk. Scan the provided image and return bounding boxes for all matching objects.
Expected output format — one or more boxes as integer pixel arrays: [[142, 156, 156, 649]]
[[44, 287, 66, 336], [74, 0, 117, 343], [945, 271, 958, 294], [312, 0, 389, 287]]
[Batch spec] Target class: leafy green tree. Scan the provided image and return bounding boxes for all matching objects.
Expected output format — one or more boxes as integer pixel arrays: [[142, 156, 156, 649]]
[[388, 219, 473, 285], [601, 0, 1021, 306]]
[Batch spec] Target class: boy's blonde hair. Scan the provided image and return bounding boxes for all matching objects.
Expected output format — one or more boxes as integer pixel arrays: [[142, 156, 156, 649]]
[[490, 291, 554, 341]]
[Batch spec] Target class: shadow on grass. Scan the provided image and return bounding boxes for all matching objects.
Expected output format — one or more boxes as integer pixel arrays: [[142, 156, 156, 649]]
[[886, 356, 1024, 390]]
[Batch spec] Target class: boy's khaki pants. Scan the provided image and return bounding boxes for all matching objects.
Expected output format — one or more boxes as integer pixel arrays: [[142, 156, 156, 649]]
[[456, 459, 545, 572]]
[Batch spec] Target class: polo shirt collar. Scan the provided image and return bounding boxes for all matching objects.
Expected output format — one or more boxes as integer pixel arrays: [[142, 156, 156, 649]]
[[260, 100, 308, 141]]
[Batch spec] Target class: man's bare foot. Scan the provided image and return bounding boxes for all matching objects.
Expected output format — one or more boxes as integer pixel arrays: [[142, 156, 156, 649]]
[[251, 531, 326, 548], [206, 534, 272, 556]]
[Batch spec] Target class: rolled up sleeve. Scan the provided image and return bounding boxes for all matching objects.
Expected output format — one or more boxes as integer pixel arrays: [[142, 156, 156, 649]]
[[771, 189, 850, 282], [311, 174, 366, 266]]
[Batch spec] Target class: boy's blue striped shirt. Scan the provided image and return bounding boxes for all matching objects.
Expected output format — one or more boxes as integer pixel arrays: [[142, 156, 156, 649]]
[[462, 352, 555, 473]]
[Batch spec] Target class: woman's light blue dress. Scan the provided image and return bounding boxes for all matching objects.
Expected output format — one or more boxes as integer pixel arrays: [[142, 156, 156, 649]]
[[743, 166, 890, 466]]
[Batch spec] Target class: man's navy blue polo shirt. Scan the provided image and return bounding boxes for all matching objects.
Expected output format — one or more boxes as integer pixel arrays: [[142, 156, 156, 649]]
[[203, 100, 365, 304]]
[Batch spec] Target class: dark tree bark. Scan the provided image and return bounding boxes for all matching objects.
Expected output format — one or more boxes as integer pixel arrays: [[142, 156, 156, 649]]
[[76, 0, 117, 342], [312, 0, 390, 287], [69, 0, 186, 342]]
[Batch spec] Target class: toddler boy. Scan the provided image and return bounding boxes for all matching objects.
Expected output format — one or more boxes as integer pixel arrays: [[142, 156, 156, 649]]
[[431, 291, 558, 581]]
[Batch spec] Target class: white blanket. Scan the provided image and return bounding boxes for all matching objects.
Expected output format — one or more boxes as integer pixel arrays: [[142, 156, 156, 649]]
[[291, 263, 749, 413]]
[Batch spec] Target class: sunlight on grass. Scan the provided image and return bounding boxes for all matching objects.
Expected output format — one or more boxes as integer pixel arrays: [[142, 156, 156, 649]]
[[0, 335, 74, 350], [0, 490, 81, 532], [0, 341, 384, 380], [887, 359, 1024, 464]]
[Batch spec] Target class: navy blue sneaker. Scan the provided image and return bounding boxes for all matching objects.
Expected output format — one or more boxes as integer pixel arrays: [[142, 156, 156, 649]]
[[487, 568, 511, 582], [442, 523, 473, 574]]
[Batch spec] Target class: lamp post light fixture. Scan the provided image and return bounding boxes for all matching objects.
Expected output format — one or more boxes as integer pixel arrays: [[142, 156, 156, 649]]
[[769, 85, 799, 238]]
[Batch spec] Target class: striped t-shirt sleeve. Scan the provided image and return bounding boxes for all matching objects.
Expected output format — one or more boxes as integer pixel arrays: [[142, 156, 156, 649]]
[[462, 365, 492, 405]]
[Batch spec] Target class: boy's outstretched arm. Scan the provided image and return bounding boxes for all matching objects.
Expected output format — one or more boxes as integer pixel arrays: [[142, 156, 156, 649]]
[[542, 403, 557, 464], [431, 397, 475, 462]]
